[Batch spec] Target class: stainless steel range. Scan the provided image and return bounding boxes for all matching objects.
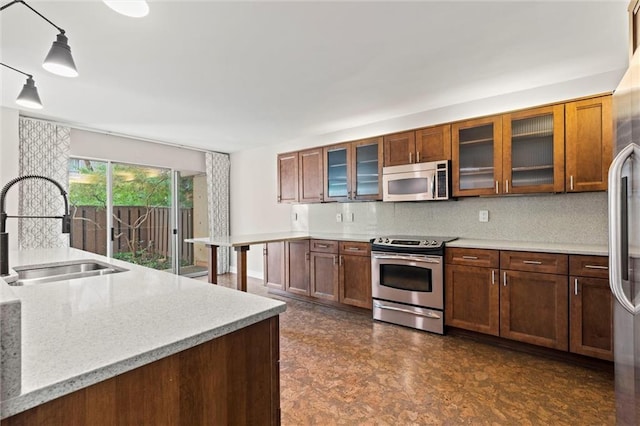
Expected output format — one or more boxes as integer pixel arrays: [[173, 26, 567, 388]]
[[371, 236, 457, 335]]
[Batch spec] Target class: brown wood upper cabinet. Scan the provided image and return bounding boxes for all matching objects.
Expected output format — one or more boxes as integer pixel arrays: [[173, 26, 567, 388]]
[[452, 115, 503, 196], [384, 125, 451, 167], [277, 152, 299, 203], [565, 95, 613, 192], [324, 137, 383, 202], [453, 106, 566, 197], [502, 104, 565, 194], [299, 148, 324, 203]]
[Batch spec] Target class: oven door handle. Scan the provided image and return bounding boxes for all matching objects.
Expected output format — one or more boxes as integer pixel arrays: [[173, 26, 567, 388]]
[[372, 254, 440, 264], [374, 302, 441, 319]]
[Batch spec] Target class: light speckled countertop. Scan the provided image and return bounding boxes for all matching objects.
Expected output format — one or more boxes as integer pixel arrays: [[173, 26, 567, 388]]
[[186, 232, 608, 255], [448, 239, 608, 256], [0, 248, 286, 419]]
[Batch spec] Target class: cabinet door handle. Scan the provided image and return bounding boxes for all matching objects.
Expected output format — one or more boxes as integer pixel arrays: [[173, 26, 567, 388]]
[[574, 278, 579, 296], [409, 152, 412, 163], [570, 175, 574, 191], [585, 265, 608, 270], [505, 179, 509, 194], [491, 270, 495, 285], [495, 180, 499, 194], [503, 271, 507, 286], [462, 255, 478, 260], [522, 260, 542, 265], [316, 244, 329, 248], [339, 255, 343, 265], [345, 247, 361, 252], [334, 255, 338, 265], [417, 151, 420, 163]]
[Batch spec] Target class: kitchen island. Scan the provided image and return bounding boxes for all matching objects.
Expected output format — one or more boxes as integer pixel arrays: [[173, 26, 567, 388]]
[[0, 248, 286, 424]]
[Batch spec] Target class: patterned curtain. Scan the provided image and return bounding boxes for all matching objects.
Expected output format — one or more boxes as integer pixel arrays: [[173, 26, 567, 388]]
[[17, 117, 71, 249], [205, 152, 230, 273]]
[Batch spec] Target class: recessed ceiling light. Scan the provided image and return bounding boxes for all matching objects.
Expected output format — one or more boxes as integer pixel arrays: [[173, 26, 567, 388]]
[[103, 1, 149, 18]]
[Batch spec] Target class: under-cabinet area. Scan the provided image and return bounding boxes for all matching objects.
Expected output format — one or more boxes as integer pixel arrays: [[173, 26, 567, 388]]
[[277, 94, 612, 204], [445, 247, 613, 361]]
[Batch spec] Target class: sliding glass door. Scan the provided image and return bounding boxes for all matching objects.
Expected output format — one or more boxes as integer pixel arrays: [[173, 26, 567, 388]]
[[69, 159, 191, 274], [111, 163, 172, 270], [174, 171, 208, 276]]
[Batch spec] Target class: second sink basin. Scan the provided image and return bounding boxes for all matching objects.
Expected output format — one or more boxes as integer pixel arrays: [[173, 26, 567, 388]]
[[10, 259, 128, 286]]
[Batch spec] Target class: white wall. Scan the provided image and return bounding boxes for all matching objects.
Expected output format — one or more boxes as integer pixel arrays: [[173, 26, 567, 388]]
[[229, 74, 618, 278], [0, 107, 20, 250]]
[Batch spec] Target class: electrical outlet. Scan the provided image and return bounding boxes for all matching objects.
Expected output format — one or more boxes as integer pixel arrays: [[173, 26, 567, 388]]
[[336, 213, 343, 222], [479, 210, 489, 222]]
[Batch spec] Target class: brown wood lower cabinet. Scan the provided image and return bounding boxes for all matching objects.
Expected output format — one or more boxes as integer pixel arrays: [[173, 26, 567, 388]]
[[569, 254, 613, 361], [310, 252, 339, 301], [500, 270, 569, 350], [1, 317, 281, 426], [264, 242, 285, 290], [286, 240, 310, 296], [339, 249, 372, 308], [267, 239, 372, 310], [446, 249, 612, 360], [446, 264, 499, 336]]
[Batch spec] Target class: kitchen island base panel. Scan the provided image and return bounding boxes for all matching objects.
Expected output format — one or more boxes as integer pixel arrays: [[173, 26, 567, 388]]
[[0, 316, 280, 426]]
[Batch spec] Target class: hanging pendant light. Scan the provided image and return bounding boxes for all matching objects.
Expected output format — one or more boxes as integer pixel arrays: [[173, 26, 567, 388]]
[[43, 32, 78, 78], [1, 63, 43, 109], [103, 1, 149, 18], [16, 76, 43, 109]]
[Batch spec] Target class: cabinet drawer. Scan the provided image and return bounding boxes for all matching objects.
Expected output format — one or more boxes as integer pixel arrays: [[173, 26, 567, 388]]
[[569, 255, 609, 279], [500, 251, 568, 274], [310, 239, 339, 254], [339, 241, 370, 257], [446, 248, 499, 268]]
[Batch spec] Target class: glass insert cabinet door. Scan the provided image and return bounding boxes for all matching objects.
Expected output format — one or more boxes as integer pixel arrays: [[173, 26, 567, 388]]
[[502, 104, 565, 194], [353, 137, 383, 201], [452, 115, 503, 196], [323, 137, 383, 202]]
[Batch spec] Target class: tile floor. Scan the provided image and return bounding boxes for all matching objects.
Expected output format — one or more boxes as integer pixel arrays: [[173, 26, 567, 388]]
[[197, 274, 615, 425]]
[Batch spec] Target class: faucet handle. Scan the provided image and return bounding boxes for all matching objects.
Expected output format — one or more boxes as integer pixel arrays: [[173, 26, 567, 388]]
[[62, 214, 71, 234]]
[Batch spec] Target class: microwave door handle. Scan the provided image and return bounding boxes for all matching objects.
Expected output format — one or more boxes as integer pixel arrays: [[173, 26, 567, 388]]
[[608, 142, 639, 314], [431, 174, 436, 199]]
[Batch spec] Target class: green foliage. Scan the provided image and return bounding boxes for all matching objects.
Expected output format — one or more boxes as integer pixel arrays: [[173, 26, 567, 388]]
[[69, 161, 194, 208]]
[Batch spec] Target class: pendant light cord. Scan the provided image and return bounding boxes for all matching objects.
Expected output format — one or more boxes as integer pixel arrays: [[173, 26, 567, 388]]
[[0, 62, 32, 79], [0, 0, 66, 34]]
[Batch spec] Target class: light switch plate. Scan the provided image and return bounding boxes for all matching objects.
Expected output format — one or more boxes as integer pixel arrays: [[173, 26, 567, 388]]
[[479, 210, 489, 222], [336, 213, 343, 222]]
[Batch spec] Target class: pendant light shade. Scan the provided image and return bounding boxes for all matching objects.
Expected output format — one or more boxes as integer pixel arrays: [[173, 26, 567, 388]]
[[43, 32, 78, 77], [103, 1, 149, 18], [16, 76, 43, 110]]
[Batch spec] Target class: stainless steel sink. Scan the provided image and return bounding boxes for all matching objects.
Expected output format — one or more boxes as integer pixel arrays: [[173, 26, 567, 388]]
[[9, 260, 128, 286]]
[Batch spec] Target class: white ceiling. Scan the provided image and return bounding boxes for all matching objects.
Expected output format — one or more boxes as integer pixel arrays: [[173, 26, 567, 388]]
[[0, 1, 630, 153]]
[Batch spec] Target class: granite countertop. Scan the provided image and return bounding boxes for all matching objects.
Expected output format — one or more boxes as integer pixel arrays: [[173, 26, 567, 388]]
[[448, 239, 608, 256], [0, 248, 286, 419]]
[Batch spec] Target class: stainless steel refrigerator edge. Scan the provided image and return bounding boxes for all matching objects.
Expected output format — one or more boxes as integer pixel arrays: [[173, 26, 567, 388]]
[[610, 43, 640, 425]]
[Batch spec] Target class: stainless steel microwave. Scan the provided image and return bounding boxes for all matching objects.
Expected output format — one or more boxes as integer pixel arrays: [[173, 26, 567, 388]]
[[382, 160, 450, 202]]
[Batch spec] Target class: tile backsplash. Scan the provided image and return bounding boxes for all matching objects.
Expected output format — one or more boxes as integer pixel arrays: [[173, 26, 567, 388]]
[[292, 192, 608, 245]]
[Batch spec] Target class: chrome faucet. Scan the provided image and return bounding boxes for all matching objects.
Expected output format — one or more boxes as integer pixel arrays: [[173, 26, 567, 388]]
[[0, 175, 71, 276]]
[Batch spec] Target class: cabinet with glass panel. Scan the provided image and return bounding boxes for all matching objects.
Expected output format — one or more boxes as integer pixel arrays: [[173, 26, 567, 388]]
[[452, 115, 503, 196], [453, 105, 565, 196], [503, 104, 565, 194], [323, 137, 383, 202]]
